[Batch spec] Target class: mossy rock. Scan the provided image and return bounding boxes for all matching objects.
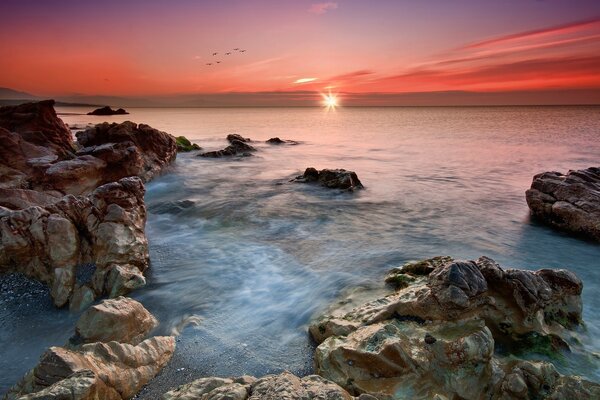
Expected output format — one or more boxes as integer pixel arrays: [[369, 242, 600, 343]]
[[384, 273, 416, 289], [510, 332, 570, 359], [176, 136, 201, 152]]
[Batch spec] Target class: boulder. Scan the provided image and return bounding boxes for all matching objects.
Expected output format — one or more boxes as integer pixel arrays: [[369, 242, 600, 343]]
[[266, 137, 299, 145], [87, 106, 129, 116], [162, 372, 354, 400], [6, 336, 175, 400], [526, 167, 600, 241], [292, 168, 363, 191], [227, 133, 251, 143], [74, 297, 158, 345], [175, 136, 201, 152], [199, 138, 256, 158], [309, 256, 596, 399], [0, 177, 148, 307]]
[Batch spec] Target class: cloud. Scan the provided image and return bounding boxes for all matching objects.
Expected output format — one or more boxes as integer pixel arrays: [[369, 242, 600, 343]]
[[308, 2, 338, 15], [294, 77, 318, 84]]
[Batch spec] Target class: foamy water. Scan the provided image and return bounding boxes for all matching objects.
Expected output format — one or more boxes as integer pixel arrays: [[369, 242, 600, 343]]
[[2, 106, 600, 394]]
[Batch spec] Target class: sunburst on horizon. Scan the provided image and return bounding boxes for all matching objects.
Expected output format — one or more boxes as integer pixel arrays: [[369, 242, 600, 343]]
[[322, 92, 338, 109]]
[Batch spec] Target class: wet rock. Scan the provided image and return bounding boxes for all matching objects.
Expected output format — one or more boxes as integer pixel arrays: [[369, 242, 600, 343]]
[[526, 167, 600, 241], [162, 372, 354, 400], [6, 336, 175, 400], [199, 138, 256, 158], [14, 369, 120, 400], [0, 177, 148, 307], [74, 297, 158, 346], [87, 106, 129, 116], [226, 133, 251, 143], [266, 137, 299, 145], [175, 136, 201, 152], [309, 256, 596, 399], [292, 168, 363, 191]]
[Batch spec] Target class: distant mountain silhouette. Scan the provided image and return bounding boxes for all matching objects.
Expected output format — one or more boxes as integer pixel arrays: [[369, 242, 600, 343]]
[[0, 87, 38, 100]]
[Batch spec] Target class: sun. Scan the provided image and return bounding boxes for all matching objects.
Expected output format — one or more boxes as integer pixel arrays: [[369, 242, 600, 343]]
[[322, 93, 338, 108]]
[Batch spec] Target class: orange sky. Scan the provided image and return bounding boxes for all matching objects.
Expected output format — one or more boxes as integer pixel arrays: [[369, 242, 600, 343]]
[[1, 1, 600, 102]]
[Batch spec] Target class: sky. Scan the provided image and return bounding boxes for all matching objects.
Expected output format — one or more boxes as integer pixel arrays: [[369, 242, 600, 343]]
[[1, 0, 600, 105]]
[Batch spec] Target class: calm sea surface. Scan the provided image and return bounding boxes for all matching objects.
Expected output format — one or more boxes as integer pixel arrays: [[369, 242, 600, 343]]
[[1, 106, 600, 394]]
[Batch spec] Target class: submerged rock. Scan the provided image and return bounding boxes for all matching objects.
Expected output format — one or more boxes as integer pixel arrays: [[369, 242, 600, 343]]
[[309, 256, 597, 399], [526, 167, 600, 241], [87, 106, 129, 116], [199, 137, 256, 158], [266, 137, 299, 145], [162, 371, 354, 400], [0, 177, 148, 307], [175, 136, 201, 152], [293, 168, 363, 191]]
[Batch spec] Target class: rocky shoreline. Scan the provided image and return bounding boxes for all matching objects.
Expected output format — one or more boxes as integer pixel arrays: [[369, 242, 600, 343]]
[[1, 100, 599, 399]]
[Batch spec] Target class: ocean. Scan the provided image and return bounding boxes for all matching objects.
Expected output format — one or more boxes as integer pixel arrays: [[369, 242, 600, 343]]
[[1, 106, 599, 395]]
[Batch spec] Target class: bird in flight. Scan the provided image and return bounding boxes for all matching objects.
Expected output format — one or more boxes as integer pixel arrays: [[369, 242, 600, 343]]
[[239, 49, 246, 53], [212, 52, 218, 56], [206, 63, 212, 66], [233, 48, 239, 51], [225, 52, 231, 55], [216, 61, 221, 64]]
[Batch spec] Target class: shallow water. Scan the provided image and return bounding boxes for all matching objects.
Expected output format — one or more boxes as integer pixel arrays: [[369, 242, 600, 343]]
[[2, 106, 600, 395]]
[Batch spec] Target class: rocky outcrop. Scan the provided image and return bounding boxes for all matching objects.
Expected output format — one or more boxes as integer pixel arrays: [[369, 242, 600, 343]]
[[199, 137, 256, 158], [87, 106, 129, 116], [175, 136, 201, 152], [162, 372, 356, 400], [526, 167, 600, 241], [266, 137, 299, 145], [292, 168, 363, 191], [73, 297, 158, 345], [227, 133, 251, 143], [76, 121, 177, 185], [0, 177, 148, 308], [5, 297, 174, 400], [309, 256, 598, 399]]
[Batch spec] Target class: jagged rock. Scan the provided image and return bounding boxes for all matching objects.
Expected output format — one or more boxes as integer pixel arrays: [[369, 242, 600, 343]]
[[0, 100, 75, 159], [15, 370, 120, 400], [526, 167, 600, 241], [162, 372, 354, 400], [175, 136, 201, 152], [309, 256, 597, 399], [6, 337, 175, 400], [87, 106, 129, 116], [266, 137, 299, 145], [0, 177, 148, 307], [227, 133, 251, 143], [199, 138, 256, 158], [74, 297, 158, 345], [292, 168, 363, 191], [76, 121, 177, 184]]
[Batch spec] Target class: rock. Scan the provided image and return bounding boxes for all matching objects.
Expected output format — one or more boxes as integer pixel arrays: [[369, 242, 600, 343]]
[[292, 168, 363, 191], [526, 167, 600, 241], [309, 256, 596, 399], [0, 100, 75, 159], [14, 369, 120, 400], [0, 177, 148, 307], [199, 138, 256, 158], [6, 336, 175, 400], [162, 372, 354, 400], [175, 136, 201, 152], [266, 137, 299, 145], [76, 121, 177, 184], [87, 106, 129, 116], [226, 133, 251, 143], [74, 297, 158, 345]]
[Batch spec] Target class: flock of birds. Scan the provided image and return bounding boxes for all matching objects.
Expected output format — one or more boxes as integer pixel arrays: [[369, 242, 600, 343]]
[[205, 48, 247, 66]]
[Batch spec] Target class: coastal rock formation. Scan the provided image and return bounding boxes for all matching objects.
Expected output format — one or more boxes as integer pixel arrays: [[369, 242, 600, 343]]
[[87, 106, 129, 116], [74, 297, 158, 345], [526, 167, 600, 241], [227, 133, 251, 143], [175, 136, 201, 152], [309, 256, 597, 399], [162, 372, 356, 400], [0, 177, 148, 307], [266, 137, 299, 145], [76, 121, 177, 184], [6, 336, 175, 400], [199, 136, 256, 158], [293, 168, 363, 191]]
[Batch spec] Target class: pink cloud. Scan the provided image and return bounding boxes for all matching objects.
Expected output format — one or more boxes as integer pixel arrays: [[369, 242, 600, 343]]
[[308, 2, 338, 15]]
